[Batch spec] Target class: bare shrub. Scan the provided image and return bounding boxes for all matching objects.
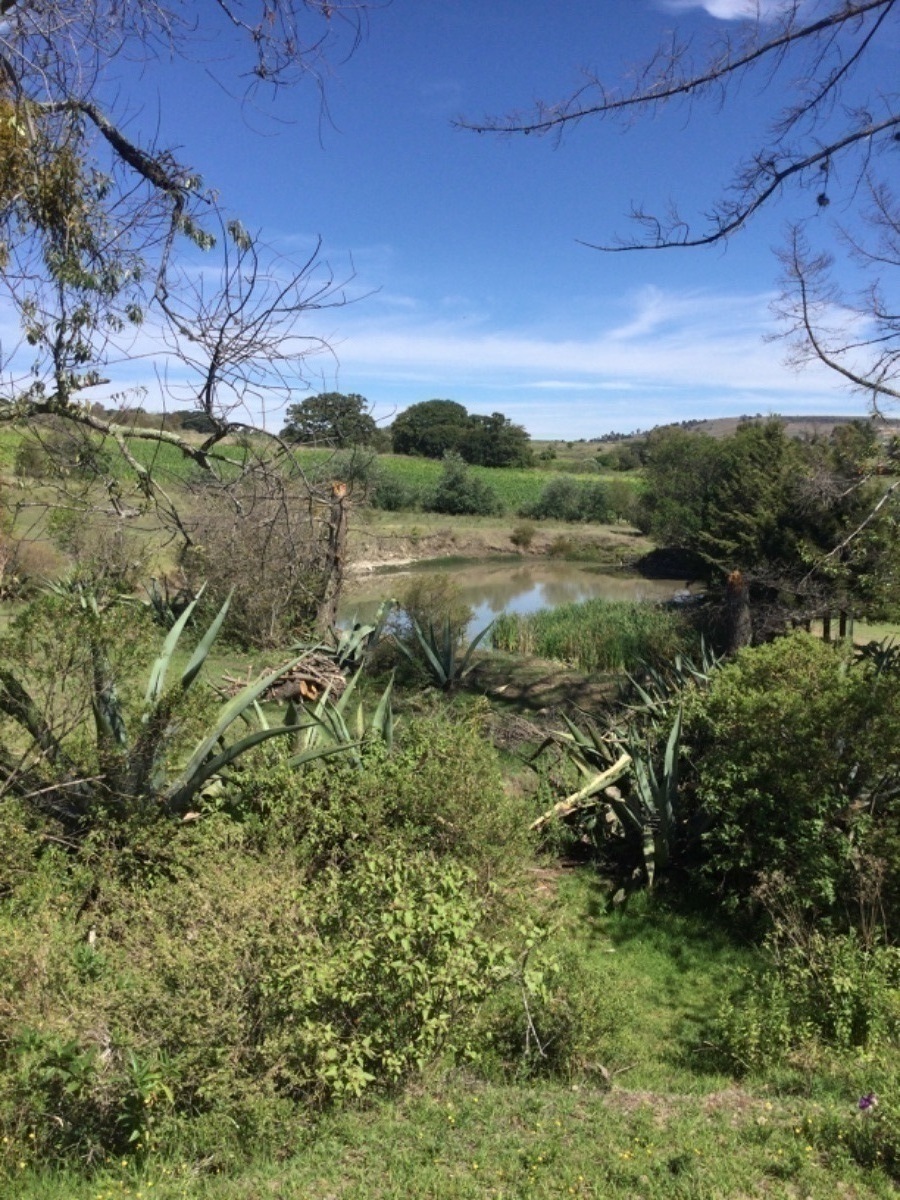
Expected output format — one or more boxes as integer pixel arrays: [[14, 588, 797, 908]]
[[182, 473, 331, 647]]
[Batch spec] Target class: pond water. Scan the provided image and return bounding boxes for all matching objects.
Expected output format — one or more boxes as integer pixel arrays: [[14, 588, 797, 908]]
[[340, 557, 694, 639]]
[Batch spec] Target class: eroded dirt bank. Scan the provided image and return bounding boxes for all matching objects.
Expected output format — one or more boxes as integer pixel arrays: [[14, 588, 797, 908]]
[[348, 520, 652, 574]]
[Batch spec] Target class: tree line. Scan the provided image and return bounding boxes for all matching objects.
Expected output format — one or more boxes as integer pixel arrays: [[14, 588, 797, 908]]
[[281, 394, 533, 467]]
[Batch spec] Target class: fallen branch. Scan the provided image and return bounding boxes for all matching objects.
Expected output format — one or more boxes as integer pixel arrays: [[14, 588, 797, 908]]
[[530, 753, 632, 831]]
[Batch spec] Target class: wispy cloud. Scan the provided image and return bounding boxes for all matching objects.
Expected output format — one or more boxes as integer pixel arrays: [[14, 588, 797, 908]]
[[659, 0, 794, 19], [1, 276, 868, 439], [317, 285, 870, 436]]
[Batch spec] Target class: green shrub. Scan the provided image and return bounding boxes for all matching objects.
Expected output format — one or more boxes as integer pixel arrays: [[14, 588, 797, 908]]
[[521, 475, 583, 521], [510, 520, 536, 551], [224, 705, 534, 880], [424, 451, 501, 516], [370, 473, 421, 511], [13, 428, 114, 481], [684, 632, 900, 924], [718, 932, 900, 1072], [0, 779, 528, 1173], [476, 946, 617, 1082], [605, 478, 640, 522], [520, 476, 613, 523]]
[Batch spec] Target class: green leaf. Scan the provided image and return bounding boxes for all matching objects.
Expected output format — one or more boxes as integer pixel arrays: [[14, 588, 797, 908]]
[[145, 585, 205, 705], [165, 723, 315, 810], [172, 652, 310, 786], [180, 590, 233, 692]]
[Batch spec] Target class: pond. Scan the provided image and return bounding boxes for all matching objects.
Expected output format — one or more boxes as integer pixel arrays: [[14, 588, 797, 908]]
[[340, 557, 694, 640]]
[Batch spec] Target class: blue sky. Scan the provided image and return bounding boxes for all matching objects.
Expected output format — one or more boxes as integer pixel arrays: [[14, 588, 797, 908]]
[[112, 0, 897, 437]]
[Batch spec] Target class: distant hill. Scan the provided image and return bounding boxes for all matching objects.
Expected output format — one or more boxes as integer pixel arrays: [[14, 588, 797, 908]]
[[595, 414, 900, 443]]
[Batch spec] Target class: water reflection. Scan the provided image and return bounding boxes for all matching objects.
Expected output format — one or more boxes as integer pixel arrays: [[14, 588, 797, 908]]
[[341, 558, 692, 639]]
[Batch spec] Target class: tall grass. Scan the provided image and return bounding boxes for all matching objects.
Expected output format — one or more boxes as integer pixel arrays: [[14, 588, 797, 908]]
[[491, 597, 687, 673]]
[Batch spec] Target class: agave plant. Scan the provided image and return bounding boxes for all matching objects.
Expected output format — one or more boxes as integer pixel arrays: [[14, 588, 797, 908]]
[[284, 668, 395, 770], [0, 586, 350, 828], [331, 599, 396, 671], [530, 642, 717, 886], [394, 616, 493, 691]]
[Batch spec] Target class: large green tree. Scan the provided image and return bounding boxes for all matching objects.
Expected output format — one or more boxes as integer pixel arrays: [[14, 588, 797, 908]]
[[460, 412, 533, 468], [391, 400, 532, 466], [391, 400, 470, 459], [638, 419, 900, 624], [281, 393, 378, 447]]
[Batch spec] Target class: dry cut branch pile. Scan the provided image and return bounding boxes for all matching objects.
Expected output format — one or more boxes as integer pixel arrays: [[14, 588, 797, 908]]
[[221, 653, 348, 704]]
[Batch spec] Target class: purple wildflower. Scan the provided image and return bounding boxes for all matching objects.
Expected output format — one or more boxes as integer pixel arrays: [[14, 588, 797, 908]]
[[858, 1093, 879, 1111]]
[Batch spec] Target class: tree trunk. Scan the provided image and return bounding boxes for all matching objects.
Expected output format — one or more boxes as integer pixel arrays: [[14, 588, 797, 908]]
[[725, 569, 751, 654], [315, 481, 350, 633]]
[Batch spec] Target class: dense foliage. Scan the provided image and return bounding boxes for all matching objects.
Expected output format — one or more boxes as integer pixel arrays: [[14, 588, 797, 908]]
[[423, 451, 502, 516], [391, 400, 532, 467], [684, 632, 900, 931], [0, 700, 537, 1173], [280, 393, 378, 447], [637, 418, 900, 623]]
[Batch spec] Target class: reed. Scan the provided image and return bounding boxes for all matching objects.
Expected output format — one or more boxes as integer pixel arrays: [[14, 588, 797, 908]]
[[491, 597, 687, 673]]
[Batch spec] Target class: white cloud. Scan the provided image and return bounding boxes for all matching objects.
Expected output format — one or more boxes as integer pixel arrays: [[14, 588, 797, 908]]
[[0, 274, 871, 440], [660, 0, 793, 19], [314, 284, 872, 436]]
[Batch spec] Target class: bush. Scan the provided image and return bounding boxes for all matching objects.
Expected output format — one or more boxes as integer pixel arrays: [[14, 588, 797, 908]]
[[227, 706, 533, 880], [476, 946, 617, 1082], [370, 473, 422, 511], [0, 708, 535, 1174], [684, 632, 900, 926], [510, 520, 536, 551], [718, 931, 900, 1072], [0, 833, 506, 1171], [13, 427, 114, 481], [182, 477, 327, 646], [605, 478, 639, 522], [424, 451, 501, 516], [520, 475, 613, 523], [521, 475, 583, 521]]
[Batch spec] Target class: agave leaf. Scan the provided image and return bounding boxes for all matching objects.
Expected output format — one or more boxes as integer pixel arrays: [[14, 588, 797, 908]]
[[175, 652, 309, 784], [663, 707, 682, 789], [334, 667, 362, 717], [164, 722, 317, 811], [409, 621, 448, 685], [285, 742, 362, 770], [441, 620, 456, 682], [179, 590, 232, 693], [456, 620, 494, 680], [371, 673, 395, 745], [145, 586, 205, 705]]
